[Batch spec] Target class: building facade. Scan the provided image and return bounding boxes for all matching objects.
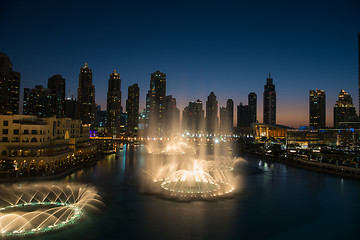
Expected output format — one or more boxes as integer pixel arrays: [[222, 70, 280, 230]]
[[248, 92, 257, 124], [148, 71, 166, 136], [0, 52, 20, 115], [309, 89, 326, 129], [183, 100, 204, 134], [263, 74, 276, 125], [106, 70, 121, 136], [334, 90, 357, 128], [206, 92, 218, 134], [126, 83, 140, 136], [77, 63, 96, 128], [48, 74, 66, 118]]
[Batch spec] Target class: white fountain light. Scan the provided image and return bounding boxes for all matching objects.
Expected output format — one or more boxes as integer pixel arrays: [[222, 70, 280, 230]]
[[0, 183, 103, 238]]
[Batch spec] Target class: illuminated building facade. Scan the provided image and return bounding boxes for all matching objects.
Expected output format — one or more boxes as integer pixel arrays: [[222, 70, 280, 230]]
[[26, 85, 53, 118], [309, 89, 326, 129], [248, 92, 257, 124], [48, 74, 66, 118], [226, 99, 234, 132], [333, 90, 357, 128], [126, 83, 140, 136], [263, 74, 276, 125], [148, 70, 166, 136], [183, 100, 204, 134], [0, 52, 20, 114], [164, 95, 180, 135], [106, 70, 121, 135], [77, 63, 95, 128], [206, 92, 218, 134]]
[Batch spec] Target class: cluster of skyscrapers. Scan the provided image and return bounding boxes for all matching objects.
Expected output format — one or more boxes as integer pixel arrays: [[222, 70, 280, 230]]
[[1, 32, 360, 138]]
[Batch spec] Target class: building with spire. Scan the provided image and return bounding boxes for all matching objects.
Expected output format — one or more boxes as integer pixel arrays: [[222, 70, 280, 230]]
[[106, 70, 121, 135], [334, 90, 357, 128], [77, 63, 96, 128], [0, 52, 20, 114], [263, 74, 276, 125]]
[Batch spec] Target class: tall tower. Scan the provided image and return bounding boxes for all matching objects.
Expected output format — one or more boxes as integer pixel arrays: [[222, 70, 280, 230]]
[[183, 100, 204, 134], [126, 83, 139, 136], [164, 95, 180, 135], [263, 74, 276, 125], [48, 74, 66, 118], [237, 102, 250, 127], [206, 92, 218, 134], [0, 52, 20, 114], [334, 90, 357, 128], [77, 63, 96, 127], [226, 99, 234, 132], [248, 92, 257, 124], [219, 107, 228, 132], [27, 85, 53, 117], [148, 70, 166, 136], [106, 70, 121, 135], [309, 89, 326, 129], [358, 32, 360, 115]]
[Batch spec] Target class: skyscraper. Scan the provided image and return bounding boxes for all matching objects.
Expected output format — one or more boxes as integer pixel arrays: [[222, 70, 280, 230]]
[[237, 102, 250, 127], [106, 70, 121, 135], [248, 92, 257, 124], [334, 90, 357, 128], [164, 95, 180, 135], [0, 52, 20, 114], [309, 89, 326, 129], [23, 88, 31, 115], [126, 83, 140, 136], [77, 63, 96, 127], [219, 107, 228, 133], [206, 92, 218, 134], [358, 32, 360, 115], [183, 100, 204, 134], [148, 70, 166, 136], [226, 99, 234, 132], [48, 74, 66, 118], [263, 74, 276, 125], [65, 97, 78, 119], [27, 85, 53, 117]]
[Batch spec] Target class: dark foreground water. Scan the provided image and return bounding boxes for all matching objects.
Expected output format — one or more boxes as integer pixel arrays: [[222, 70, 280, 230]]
[[36, 144, 360, 240]]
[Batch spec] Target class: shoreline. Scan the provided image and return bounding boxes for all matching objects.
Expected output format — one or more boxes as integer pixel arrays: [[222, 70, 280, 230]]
[[244, 151, 360, 180], [0, 154, 106, 183]]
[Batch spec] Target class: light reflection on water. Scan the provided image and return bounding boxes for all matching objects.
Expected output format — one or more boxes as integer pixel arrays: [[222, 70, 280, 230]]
[[37, 144, 360, 240]]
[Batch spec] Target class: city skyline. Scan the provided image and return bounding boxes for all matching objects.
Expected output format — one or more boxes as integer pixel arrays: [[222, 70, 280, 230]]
[[1, 0, 359, 127]]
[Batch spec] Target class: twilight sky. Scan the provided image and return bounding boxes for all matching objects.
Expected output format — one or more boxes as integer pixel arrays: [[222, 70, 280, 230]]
[[1, 0, 359, 127]]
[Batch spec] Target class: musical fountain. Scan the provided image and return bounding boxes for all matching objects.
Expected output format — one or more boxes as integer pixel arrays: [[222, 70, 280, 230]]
[[0, 183, 103, 238]]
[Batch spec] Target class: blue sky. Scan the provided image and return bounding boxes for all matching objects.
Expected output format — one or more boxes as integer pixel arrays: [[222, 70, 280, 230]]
[[1, 0, 359, 127]]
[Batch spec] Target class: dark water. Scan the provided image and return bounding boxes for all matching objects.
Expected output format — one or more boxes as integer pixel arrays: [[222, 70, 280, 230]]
[[38, 144, 360, 240]]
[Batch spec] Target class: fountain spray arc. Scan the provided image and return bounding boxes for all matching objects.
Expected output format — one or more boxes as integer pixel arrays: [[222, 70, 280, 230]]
[[0, 183, 104, 238]]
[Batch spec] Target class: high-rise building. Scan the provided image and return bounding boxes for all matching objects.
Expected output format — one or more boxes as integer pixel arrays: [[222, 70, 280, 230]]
[[263, 74, 276, 125], [206, 92, 218, 134], [126, 83, 140, 135], [0, 52, 20, 114], [226, 99, 234, 132], [65, 97, 78, 119], [148, 70, 166, 136], [48, 74, 66, 118], [106, 70, 121, 135], [23, 88, 31, 115], [248, 92, 257, 124], [183, 100, 204, 134], [77, 63, 96, 127], [358, 32, 360, 115], [164, 95, 180, 135], [334, 90, 357, 128], [237, 102, 250, 127], [219, 107, 228, 132], [27, 85, 53, 117], [309, 89, 326, 129]]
